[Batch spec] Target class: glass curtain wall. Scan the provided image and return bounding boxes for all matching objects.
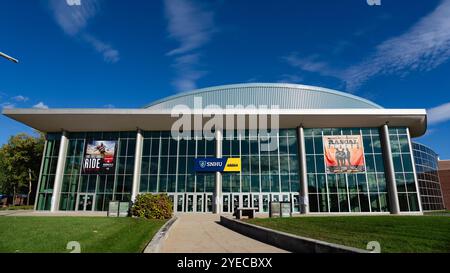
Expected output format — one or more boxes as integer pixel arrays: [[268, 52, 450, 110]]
[[412, 143, 444, 211], [221, 129, 299, 194], [388, 128, 421, 212], [57, 131, 136, 211], [305, 128, 389, 213], [36, 133, 61, 210], [140, 131, 215, 194]]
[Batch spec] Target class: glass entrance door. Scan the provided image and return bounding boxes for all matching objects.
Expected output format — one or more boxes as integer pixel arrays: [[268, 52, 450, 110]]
[[205, 194, 213, 212], [222, 194, 230, 213], [77, 193, 95, 211], [186, 193, 205, 212], [186, 194, 194, 212]]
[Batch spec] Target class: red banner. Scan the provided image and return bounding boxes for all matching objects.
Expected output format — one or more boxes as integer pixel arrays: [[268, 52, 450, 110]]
[[323, 135, 365, 174]]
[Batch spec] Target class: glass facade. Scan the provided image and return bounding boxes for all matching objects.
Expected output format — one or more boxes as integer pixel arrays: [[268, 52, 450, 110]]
[[139, 131, 215, 194], [37, 132, 137, 211], [388, 128, 421, 212], [36, 133, 61, 210], [36, 126, 421, 214], [305, 128, 389, 213], [412, 142, 444, 211]]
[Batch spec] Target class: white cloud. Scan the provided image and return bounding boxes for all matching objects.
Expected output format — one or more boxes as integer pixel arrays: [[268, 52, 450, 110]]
[[33, 102, 49, 109], [428, 102, 450, 125], [49, 0, 98, 36], [164, 0, 215, 92], [83, 34, 120, 63], [11, 95, 29, 102], [277, 74, 304, 84], [1, 102, 15, 109], [164, 0, 215, 56], [103, 104, 115, 108], [48, 0, 119, 63], [171, 53, 206, 91], [284, 0, 450, 92]]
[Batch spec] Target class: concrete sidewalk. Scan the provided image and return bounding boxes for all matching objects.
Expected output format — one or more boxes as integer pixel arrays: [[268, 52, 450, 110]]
[[160, 213, 288, 253]]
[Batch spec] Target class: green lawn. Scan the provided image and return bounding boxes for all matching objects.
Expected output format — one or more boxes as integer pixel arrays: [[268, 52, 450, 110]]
[[246, 216, 450, 253], [0, 217, 166, 253]]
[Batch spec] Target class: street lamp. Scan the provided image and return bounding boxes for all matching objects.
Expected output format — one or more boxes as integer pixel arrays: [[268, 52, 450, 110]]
[[0, 51, 19, 63]]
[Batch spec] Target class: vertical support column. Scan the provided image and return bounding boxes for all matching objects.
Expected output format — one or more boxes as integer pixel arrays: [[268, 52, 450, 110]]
[[214, 128, 223, 214], [131, 128, 144, 203], [50, 131, 69, 212], [298, 126, 309, 214], [380, 124, 400, 214], [406, 127, 423, 213]]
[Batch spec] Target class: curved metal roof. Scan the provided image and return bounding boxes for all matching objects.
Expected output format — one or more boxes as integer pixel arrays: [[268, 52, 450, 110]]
[[144, 83, 383, 110]]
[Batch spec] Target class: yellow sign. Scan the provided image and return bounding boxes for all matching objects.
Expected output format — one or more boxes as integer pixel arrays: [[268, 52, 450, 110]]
[[223, 158, 241, 172]]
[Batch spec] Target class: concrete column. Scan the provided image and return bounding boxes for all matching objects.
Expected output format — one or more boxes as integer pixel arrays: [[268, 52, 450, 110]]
[[131, 129, 144, 202], [214, 128, 223, 214], [380, 124, 400, 214], [50, 131, 69, 212], [297, 126, 309, 214]]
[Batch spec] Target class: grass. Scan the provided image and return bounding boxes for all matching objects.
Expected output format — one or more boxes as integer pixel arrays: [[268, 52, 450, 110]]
[[246, 216, 450, 253], [0, 217, 166, 253], [0, 205, 34, 211]]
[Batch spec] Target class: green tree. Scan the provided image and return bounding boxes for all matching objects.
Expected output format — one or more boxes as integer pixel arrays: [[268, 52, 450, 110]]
[[0, 132, 45, 205]]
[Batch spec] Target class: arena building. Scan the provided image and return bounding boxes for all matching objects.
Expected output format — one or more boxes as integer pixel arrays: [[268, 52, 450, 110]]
[[2, 83, 427, 214]]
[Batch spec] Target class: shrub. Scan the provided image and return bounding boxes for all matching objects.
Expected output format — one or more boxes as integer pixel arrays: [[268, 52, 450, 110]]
[[131, 193, 173, 219]]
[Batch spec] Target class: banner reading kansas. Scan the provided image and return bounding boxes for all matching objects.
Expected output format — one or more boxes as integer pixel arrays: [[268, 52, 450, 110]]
[[323, 135, 365, 174]]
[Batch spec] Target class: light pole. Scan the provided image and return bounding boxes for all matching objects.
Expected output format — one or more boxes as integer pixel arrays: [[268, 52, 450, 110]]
[[0, 51, 19, 63]]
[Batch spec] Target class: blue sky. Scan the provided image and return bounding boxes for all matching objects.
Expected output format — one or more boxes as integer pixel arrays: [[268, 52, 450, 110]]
[[1, 0, 450, 158]]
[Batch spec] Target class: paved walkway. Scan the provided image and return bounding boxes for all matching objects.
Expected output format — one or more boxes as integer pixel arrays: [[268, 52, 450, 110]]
[[160, 214, 288, 253]]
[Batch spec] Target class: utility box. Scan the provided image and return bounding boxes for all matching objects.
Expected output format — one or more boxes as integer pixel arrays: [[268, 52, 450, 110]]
[[107, 201, 130, 217], [270, 201, 292, 218], [269, 201, 281, 218]]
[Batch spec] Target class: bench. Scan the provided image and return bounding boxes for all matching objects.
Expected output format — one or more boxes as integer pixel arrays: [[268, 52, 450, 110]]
[[234, 207, 258, 219]]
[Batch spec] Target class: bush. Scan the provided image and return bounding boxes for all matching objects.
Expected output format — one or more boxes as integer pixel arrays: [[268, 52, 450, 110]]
[[131, 193, 173, 219]]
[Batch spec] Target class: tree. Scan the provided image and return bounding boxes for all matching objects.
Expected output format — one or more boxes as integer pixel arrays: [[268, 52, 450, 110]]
[[0, 132, 45, 205]]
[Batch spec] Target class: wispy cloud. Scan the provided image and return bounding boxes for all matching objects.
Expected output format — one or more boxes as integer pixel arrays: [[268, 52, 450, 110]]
[[48, 0, 119, 63], [164, 0, 215, 56], [1, 102, 15, 109], [103, 104, 115, 108], [164, 0, 215, 92], [83, 34, 120, 63], [277, 73, 304, 84], [284, 0, 450, 92], [428, 102, 450, 125], [33, 102, 49, 109], [11, 95, 29, 102]]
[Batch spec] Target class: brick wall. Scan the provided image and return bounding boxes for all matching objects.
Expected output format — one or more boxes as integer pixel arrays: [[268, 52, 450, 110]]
[[438, 160, 450, 209]]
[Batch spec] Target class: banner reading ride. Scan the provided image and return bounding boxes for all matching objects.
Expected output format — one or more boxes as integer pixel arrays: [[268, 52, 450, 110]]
[[82, 140, 117, 174], [323, 135, 365, 174]]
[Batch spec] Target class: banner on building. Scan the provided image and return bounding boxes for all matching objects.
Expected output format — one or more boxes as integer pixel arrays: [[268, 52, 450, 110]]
[[194, 158, 241, 172], [323, 135, 365, 174], [82, 140, 117, 174]]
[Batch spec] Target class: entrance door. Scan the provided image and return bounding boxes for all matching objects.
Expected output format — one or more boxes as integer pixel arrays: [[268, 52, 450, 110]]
[[205, 194, 213, 212], [77, 193, 95, 211], [176, 194, 184, 213], [222, 194, 230, 213], [186, 194, 194, 212], [196, 194, 204, 212], [252, 194, 260, 212], [186, 193, 205, 212]]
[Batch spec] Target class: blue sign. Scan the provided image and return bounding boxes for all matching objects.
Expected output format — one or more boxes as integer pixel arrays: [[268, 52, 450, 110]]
[[194, 158, 227, 172], [194, 158, 241, 172]]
